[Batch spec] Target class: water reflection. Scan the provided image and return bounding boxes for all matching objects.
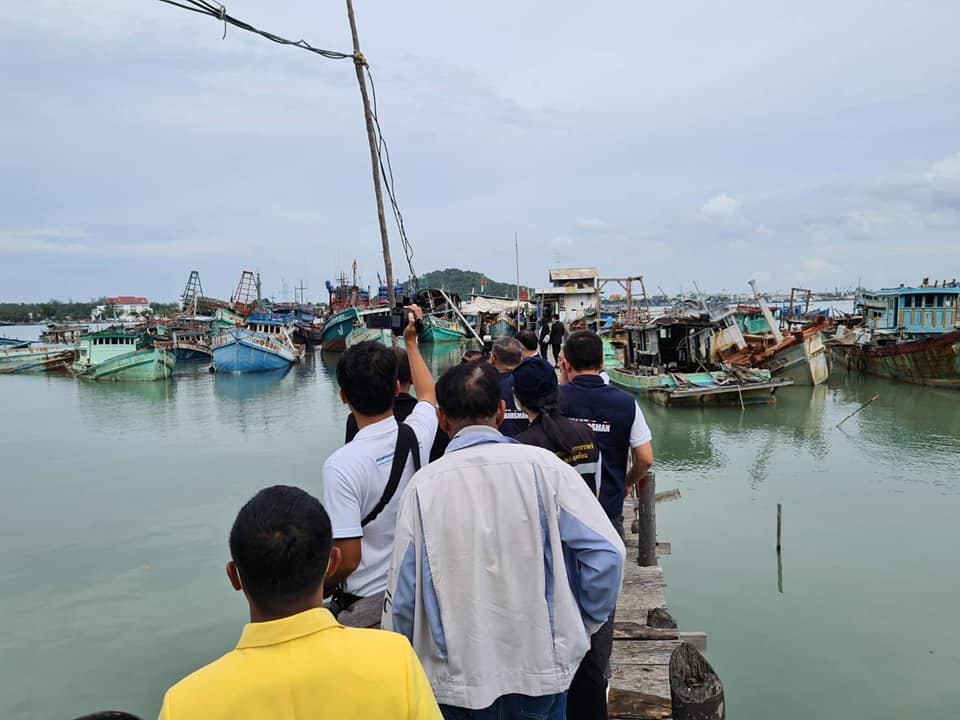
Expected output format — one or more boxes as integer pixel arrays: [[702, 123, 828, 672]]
[[213, 368, 291, 402]]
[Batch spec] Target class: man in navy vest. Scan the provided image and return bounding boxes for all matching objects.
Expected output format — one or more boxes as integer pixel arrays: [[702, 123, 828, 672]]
[[558, 330, 653, 720], [558, 330, 653, 538]]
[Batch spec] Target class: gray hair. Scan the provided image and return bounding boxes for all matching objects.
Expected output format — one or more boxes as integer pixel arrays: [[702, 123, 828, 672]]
[[490, 337, 523, 368]]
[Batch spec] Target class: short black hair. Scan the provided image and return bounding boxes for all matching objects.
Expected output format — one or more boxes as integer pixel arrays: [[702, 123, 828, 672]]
[[563, 330, 603, 371], [72, 714, 143, 720], [437, 363, 501, 422], [461, 349, 485, 363], [229, 485, 333, 616], [553, 314, 560, 320], [491, 337, 522, 368], [393, 347, 411, 385], [336, 341, 397, 415], [517, 330, 538, 352]]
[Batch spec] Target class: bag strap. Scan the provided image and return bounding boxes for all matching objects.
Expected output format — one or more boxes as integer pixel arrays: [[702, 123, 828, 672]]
[[361, 422, 421, 527]]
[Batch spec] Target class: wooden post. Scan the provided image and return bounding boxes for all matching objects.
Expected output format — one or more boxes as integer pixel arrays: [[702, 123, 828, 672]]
[[344, 0, 394, 304], [637, 471, 657, 566], [669, 644, 725, 719], [776, 502, 782, 553]]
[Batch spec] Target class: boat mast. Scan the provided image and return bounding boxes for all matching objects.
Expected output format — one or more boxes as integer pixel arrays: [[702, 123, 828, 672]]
[[515, 232, 521, 324], [345, 0, 395, 308]]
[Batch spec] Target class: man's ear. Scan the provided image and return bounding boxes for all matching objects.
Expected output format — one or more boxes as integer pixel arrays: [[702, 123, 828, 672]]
[[325, 546, 342, 582], [496, 399, 506, 426], [395, 379, 401, 398], [339, 388, 349, 406], [437, 407, 454, 437], [226, 560, 243, 592]]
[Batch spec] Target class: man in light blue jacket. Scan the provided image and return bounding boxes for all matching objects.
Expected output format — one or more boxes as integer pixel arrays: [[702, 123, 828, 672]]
[[382, 363, 625, 720]]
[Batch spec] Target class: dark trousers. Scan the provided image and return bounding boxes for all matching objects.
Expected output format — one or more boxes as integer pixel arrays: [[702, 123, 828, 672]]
[[539, 342, 550, 358], [566, 513, 624, 719], [441, 692, 567, 720], [551, 340, 563, 365], [567, 616, 614, 720]]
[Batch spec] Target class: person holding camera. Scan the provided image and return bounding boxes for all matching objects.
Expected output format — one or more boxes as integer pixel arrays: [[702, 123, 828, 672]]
[[322, 305, 437, 628]]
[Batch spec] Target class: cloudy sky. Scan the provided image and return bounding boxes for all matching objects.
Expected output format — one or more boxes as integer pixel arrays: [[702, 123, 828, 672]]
[[2, 1, 959, 302]]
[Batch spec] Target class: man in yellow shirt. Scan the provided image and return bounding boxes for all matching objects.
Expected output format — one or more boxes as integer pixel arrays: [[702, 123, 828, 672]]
[[159, 485, 441, 720]]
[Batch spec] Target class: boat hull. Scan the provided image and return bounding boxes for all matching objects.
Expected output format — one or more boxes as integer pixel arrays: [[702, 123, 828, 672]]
[[212, 328, 299, 373], [420, 316, 464, 343], [345, 326, 393, 347], [759, 332, 829, 386], [486, 318, 516, 339], [840, 330, 960, 388], [70, 348, 174, 381], [0, 348, 75, 374], [173, 340, 213, 362], [607, 367, 792, 407], [320, 308, 360, 353]]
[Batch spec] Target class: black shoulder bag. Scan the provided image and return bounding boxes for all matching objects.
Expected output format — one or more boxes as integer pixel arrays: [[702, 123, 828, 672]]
[[330, 423, 422, 616]]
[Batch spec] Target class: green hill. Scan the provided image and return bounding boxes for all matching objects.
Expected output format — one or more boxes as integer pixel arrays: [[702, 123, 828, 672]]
[[413, 268, 528, 299]]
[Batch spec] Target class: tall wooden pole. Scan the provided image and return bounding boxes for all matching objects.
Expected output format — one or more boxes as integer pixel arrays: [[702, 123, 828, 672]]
[[345, 0, 394, 305]]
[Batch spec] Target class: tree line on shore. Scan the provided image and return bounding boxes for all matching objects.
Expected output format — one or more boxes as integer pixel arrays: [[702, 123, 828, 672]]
[[0, 300, 180, 323]]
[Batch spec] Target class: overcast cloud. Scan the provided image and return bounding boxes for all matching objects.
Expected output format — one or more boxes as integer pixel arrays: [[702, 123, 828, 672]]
[[1, 0, 959, 301]]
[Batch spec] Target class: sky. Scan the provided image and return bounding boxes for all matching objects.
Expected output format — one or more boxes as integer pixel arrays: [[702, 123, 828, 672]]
[[1, 1, 959, 302]]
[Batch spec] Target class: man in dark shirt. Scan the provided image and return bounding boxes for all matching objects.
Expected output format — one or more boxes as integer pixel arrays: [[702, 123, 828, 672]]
[[345, 346, 448, 461], [549, 314, 565, 366], [489, 337, 529, 437]]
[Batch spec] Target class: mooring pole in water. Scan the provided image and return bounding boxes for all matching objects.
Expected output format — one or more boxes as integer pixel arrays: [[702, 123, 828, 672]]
[[835, 393, 880, 428], [345, 0, 394, 306], [637, 472, 657, 566], [776, 502, 782, 553]]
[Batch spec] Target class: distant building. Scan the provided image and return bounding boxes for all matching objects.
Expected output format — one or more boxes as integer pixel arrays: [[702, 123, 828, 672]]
[[92, 296, 151, 322], [534, 267, 598, 326]]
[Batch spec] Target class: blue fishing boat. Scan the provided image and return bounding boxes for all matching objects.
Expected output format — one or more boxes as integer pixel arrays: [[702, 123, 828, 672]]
[[0, 337, 30, 349], [320, 268, 395, 352], [212, 312, 304, 373], [273, 303, 323, 347], [171, 328, 213, 362]]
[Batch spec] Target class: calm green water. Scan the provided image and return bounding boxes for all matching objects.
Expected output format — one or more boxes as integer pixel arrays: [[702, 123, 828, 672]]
[[1, 326, 958, 719]]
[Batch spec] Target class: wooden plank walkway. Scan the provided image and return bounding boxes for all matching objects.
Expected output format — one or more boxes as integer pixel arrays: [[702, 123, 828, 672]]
[[607, 495, 681, 720]]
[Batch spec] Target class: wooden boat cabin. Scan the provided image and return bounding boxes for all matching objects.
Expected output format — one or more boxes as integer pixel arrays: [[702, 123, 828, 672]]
[[77, 330, 140, 365], [625, 305, 751, 372], [868, 282, 960, 338]]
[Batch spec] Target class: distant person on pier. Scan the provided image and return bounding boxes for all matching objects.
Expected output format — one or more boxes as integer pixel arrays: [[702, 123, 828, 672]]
[[382, 363, 624, 720], [345, 347, 449, 461], [517, 329, 539, 360], [159, 485, 442, 720], [488, 337, 529, 437], [549, 314, 566, 366], [322, 306, 438, 628], [538, 319, 551, 358], [512, 356, 610, 720]]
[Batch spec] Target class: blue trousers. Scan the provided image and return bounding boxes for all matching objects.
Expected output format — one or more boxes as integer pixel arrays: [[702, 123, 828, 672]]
[[440, 692, 567, 720]]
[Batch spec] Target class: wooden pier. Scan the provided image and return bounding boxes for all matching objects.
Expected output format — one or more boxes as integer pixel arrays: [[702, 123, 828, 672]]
[[608, 474, 723, 719]]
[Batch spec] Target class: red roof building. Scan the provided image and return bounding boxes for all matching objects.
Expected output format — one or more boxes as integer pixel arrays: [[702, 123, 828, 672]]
[[106, 296, 149, 305]]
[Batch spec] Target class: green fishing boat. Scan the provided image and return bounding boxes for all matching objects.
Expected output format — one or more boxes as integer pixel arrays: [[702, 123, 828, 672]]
[[70, 328, 174, 382], [0, 347, 76, 374], [419, 315, 465, 343]]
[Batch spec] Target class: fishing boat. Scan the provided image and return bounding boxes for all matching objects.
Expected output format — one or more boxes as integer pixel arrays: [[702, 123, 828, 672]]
[[273, 303, 323, 347], [610, 304, 794, 406], [730, 281, 830, 386], [212, 312, 304, 373], [608, 365, 791, 407], [831, 280, 960, 388], [171, 328, 213, 362], [320, 268, 393, 352], [412, 288, 468, 343], [0, 346, 76, 374], [70, 328, 174, 381], [0, 337, 31, 349], [39, 323, 89, 344]]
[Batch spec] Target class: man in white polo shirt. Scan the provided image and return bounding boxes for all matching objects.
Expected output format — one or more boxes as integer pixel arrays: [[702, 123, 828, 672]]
[[322, 306, 437, 628]]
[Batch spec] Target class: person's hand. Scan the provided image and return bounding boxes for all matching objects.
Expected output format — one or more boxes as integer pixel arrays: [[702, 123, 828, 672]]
[[402, 304, 423, 343]]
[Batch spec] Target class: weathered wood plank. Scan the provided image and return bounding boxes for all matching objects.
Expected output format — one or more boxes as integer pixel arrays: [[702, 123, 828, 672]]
[[608, 687, 672, 719], [612, 639, 681, 667], [609, 663, 671, 699], [679, 632, 708, 653], [613, 622, 679, 641]]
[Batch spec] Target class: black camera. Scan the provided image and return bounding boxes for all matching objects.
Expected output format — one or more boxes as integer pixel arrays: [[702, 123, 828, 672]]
[[390, 304, 424, 336]]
